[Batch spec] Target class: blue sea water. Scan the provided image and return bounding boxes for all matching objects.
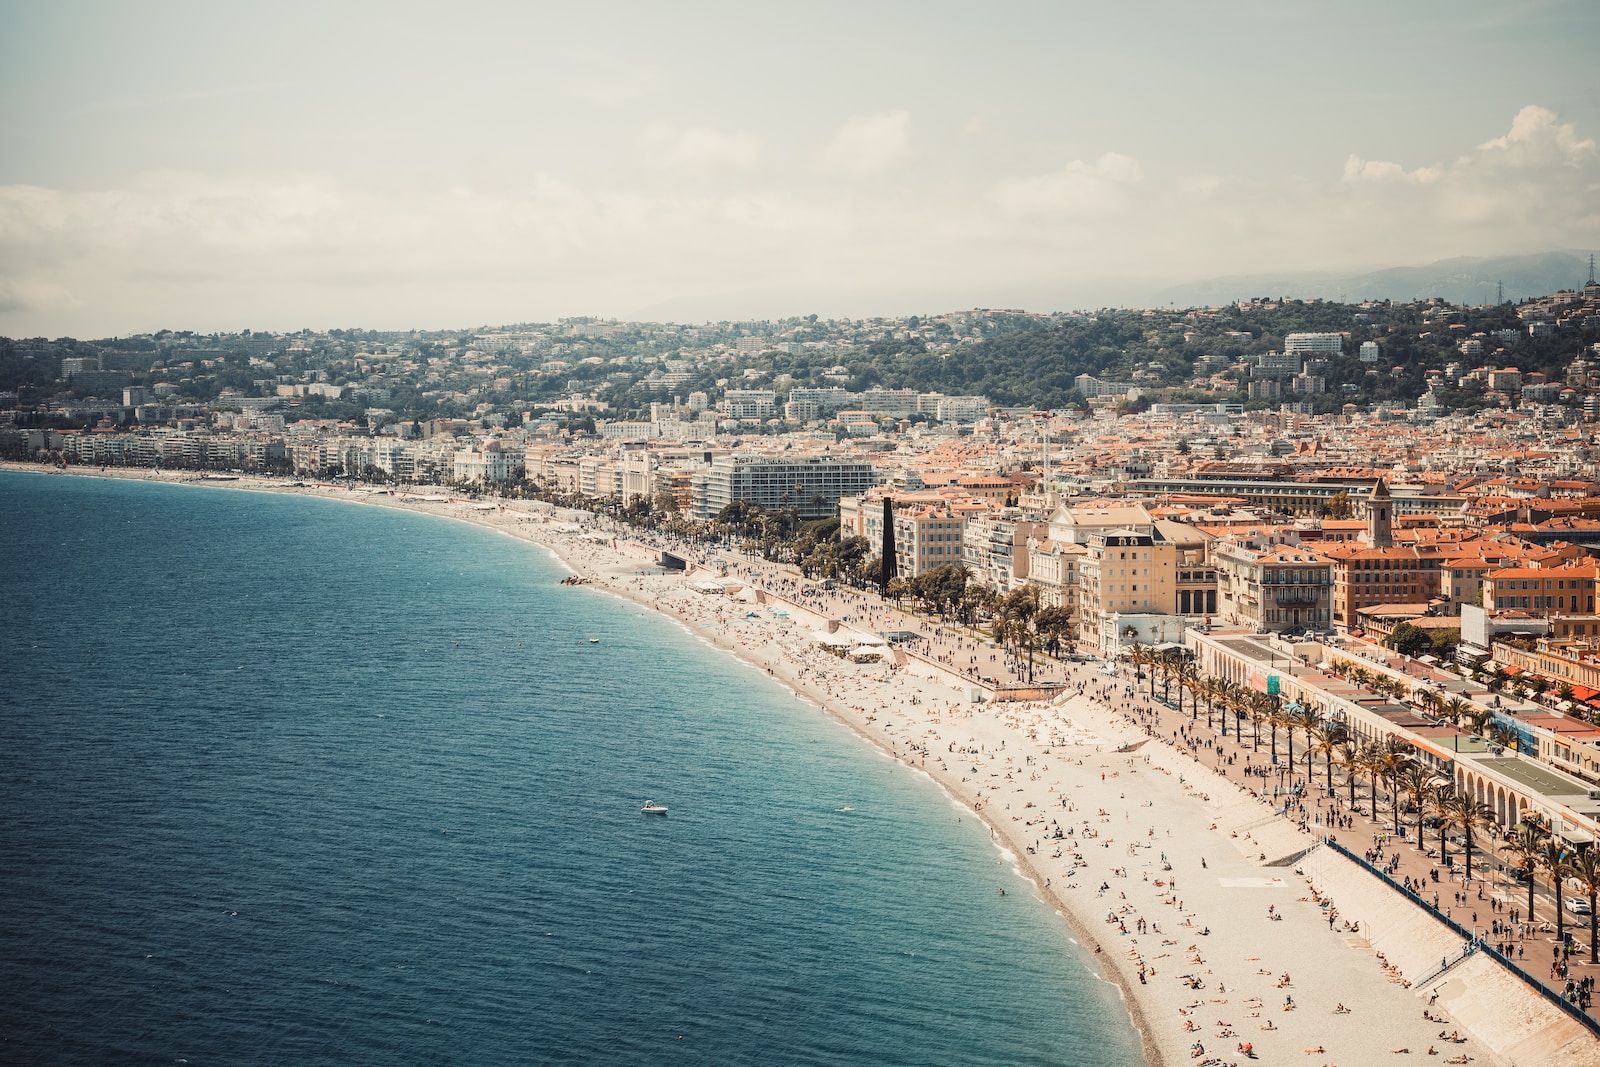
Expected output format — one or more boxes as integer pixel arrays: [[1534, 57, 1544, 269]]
[[0, 471, 1143, 1067]]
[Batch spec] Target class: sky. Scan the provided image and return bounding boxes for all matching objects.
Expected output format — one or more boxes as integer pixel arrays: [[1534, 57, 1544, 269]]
[[1, 0, 1597, 337]]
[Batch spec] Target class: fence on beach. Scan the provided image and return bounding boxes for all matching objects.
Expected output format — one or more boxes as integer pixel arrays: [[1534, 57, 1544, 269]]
[[1322, 836, 1600, 1037]]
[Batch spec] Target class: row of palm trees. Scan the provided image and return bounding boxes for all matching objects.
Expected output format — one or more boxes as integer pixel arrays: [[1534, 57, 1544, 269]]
[[1119, 643, 1600, 964]]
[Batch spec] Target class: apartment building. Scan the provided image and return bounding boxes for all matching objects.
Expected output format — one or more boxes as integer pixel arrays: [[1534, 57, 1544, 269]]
[[1027, 537, 1088, 616], [961, 509, 1045, 589], [841, 491, 983, 579], [1283, 332, 1344, 357], [1078, 529, 1179, 643], [1213, 540, 1333, 633], [695, 454, 879, 520]]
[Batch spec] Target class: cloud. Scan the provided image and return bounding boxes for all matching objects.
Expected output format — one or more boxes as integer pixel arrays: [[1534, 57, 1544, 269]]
[[818, 110, 911, 176], [639, 124, 761, 172], [1474, 104, 1596, 167], [1348, 105, 1593, 186], [992, 153, 1143, 217], [2, 106, 1596, 335], [1336, 105, 1600, 241], [1342, 156, 1441, 184]]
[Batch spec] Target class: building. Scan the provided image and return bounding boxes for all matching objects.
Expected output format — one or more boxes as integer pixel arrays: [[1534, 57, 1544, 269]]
[[1255, 351, 1303, 377], [1074, 374, 1139, 399], [1283, 332, 1344, 357], [1213, 541, 1333, 633], [1027, 537, 1088, 615], [721, 390, 776, 419], [856, 388, 920, 417], [1483, 563, 1598, 615], [962, 509, 1045, 589], [1078, 529, 1179, 645], [693, 454, 879, 520]]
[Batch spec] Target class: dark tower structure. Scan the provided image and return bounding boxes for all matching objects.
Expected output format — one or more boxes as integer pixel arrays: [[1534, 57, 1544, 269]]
[[879, 497, 897, 593], [1366, 478, 1393, 550]]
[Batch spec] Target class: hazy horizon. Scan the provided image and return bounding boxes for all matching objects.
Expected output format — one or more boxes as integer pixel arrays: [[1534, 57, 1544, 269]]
[[3, 1, 1596, 337]]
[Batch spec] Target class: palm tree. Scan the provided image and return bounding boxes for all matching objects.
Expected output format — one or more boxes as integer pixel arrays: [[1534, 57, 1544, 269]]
[[1568, 847, 1600, 965], [1337, 738, 1373, 811], [1370, 738, 1412, 832], [1175, 660, 1201, 721], [1196, 676, 1221, 732], [1505, 823, 1548, 921], [1227, 686, 1254, 748], [1395, 762, 1437, 846], [1309, 719, 1350, 791], [1282, 702, 1315, 771], [997, 586, 1041, 682], [1426, 785, 1457, 867], [1462, 701, 1495, 738], [1228, 683, 1254, 744], [1434, 787, 1497, 881], [1263, 697, 1284, 764], [1541, 839, 1576, 945], [1415, 687, 1444, 720], [1487, 720, 1521, 754], [1153, 648, 1179, 705], [1125, 642, 1150, 691]]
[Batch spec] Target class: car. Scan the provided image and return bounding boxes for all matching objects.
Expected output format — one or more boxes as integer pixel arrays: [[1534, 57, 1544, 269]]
[[1509, 867, 1533, 882], [1566, 897, 1592, 915]]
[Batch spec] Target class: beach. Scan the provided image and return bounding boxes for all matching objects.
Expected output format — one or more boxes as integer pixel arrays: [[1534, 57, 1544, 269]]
[[12, 464, 1600, 1067]]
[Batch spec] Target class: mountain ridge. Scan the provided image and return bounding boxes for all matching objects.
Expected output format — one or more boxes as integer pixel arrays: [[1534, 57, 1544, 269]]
[[1152, 251, 1594, 309]]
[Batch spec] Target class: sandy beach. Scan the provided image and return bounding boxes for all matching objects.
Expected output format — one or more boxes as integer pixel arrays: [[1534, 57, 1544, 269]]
[[12, 463, 1600, 1067]]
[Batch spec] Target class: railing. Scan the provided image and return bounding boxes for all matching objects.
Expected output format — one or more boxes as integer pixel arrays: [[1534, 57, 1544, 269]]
[[1413, 941, 1478, 987], [1321, 836, 1600, 1037]]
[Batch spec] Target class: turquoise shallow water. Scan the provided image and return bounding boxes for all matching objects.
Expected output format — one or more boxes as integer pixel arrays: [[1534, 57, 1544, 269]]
[[0, 471, 1143, 1066]]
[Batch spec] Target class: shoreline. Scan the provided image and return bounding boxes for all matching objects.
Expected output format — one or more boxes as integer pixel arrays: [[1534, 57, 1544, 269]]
[[10, 461, 1597, 1067]]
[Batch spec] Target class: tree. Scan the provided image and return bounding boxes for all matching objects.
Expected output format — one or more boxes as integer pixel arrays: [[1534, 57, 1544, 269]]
[[1436, 789, 1495, 881], [1395, 762, 1437, 845], [1309, 719, 1350, 790], [1568, 847, 1600, 965], [1034, 604, 1075, 657], [1542, 839, 1576, 945], [1487, 720, 1521, 753], [1369, 737, 1413, 833], [1175, 659, 1201, 719], [1322, 492, 1354, 520], [1505, 824, 1548, 921], [1335, 738, 1366, 810], [996, 585, 1042, 682]]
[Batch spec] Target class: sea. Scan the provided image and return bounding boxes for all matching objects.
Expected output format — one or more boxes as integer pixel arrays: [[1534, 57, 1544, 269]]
[[0, 470, 1143, 1067]]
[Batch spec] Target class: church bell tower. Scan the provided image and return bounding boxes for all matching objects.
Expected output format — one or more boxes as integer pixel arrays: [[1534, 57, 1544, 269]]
[[1365, 478, 1393, 549]]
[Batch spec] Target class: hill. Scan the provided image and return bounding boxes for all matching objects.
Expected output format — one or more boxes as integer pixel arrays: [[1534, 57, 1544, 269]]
[[1152, 251, 1593, 309]]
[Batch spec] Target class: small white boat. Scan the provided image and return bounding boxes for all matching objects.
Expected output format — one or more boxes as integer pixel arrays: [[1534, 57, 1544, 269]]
[[641, 802, 669, 815], [588, 637, 600, 643]]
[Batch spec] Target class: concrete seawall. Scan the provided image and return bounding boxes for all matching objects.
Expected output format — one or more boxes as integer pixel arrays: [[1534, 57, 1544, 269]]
[[1302, 844, 1595, 1065]]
